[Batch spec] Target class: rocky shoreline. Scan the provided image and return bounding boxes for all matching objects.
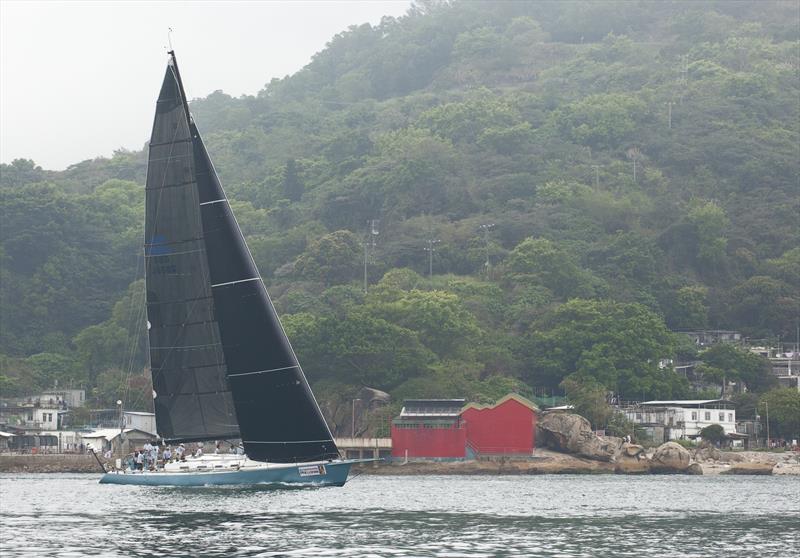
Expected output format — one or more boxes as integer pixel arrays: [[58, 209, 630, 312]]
[[0, 449, 797, 476], [2, 413, 797, 476]]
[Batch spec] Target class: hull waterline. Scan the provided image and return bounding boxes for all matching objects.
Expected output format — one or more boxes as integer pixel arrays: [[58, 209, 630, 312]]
[[99, 460, 353, 487]]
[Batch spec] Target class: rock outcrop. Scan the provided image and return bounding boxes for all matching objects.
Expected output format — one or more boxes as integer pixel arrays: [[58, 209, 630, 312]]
[[614, 443, 652, 474], [686, 462, 704, 475], [694, 446, 722, 462], [721, 462, 775, 475], [622, 443, 646, 457], [650, 442, 692, 473], [537, 413, 618, 462]]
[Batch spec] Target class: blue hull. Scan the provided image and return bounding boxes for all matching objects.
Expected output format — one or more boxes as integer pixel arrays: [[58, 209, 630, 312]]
[[99, 461, 352, 487]]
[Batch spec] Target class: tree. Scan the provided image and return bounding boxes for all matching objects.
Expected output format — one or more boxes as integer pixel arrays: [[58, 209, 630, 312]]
[[294, 230, 361, 285], [282, 158, 304, 202], [687, 201, 729, 274], [370, 289, 480, 359], [553, 93, 646, 149], [283, 310, 435, 389], [699, 424, 726, 445], [728, 276, 799, 339], [561, 376, 613, 430], [507, 237, 597, 299], [760, 389, 800, 440], [699, 344, 774, 394], [522, 299, 684, 399]]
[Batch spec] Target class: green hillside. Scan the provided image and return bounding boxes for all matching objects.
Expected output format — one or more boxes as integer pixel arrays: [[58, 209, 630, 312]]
[[1, 1, 798, 423]]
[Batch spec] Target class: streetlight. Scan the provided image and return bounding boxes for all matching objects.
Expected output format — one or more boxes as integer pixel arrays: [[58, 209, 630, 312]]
[[117, 400, 123, 436], [478, 223, 495, 271], [424, 239, 440, 277], [352, 398, 361, 438], [117, 399, 123, 457]]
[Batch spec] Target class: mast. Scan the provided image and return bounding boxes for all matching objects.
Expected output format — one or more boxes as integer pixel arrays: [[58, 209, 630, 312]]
[[167, 50, 192, 128]]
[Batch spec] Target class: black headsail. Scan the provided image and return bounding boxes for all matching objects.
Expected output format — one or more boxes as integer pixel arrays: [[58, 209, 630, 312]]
[[145, 52, 339, 462]]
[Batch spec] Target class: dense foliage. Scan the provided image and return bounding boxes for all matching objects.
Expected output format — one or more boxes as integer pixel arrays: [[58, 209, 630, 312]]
[[1, 2, 797, 429]]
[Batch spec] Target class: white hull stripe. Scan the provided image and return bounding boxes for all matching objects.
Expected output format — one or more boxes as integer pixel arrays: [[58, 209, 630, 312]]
[[199, 198, 228, 206], [228, 365, 299, 378], [243, 440, 333, 444], [211, 277, 260, 288]]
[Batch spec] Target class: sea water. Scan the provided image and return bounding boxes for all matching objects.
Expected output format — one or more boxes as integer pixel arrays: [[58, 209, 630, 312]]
[[0, 473, 798, 557]]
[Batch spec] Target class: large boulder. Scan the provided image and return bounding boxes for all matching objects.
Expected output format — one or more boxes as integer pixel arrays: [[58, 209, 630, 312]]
[[686, 462, 704, 475], [651, 442, 692, 473], [537, 413, 618, 462]]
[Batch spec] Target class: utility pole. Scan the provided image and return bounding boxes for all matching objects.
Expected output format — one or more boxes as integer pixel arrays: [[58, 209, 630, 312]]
[[363, 220, 379, 293], [424, 239, 440, 278], [591, 165, 601, 189], [665, 101, 674, 129], [117, 399, 123, 437], [352, 398, 361, 438], [478, 223, 495, 271], [363, 239, 369, 294], [626, 147, 641, 183]]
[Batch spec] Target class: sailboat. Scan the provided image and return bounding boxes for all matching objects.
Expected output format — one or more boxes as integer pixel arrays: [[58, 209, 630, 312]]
[[100, 51, 355, 487]]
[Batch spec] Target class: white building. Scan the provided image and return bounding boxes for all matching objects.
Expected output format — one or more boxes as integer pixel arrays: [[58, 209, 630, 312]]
[[622, 400, 737, 442], [14, 407, 69, 430], [41, 389, 86, 408], [81, 428, 155, 455], [123, 411, 156, 435]]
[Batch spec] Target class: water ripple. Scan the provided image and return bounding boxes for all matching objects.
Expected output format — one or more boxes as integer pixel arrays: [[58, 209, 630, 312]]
[[1, 474, 798, 557]]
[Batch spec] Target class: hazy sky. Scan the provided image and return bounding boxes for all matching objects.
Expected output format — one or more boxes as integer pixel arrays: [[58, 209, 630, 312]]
[[0, 0, 410, 170]]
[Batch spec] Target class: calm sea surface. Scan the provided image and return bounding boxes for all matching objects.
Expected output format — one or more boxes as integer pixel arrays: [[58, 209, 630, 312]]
[[0, 473, 798, 557]]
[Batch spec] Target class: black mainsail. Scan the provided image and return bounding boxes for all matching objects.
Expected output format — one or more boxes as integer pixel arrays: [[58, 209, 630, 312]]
[[145, 52, 339, 463]]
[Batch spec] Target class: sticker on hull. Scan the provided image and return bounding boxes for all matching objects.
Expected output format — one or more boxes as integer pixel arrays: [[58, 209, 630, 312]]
[[298, 464, 326, 477]]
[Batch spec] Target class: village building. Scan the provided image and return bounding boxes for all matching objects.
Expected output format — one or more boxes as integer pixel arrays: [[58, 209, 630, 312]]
[[390, 394, 538, 460], [682, 330, 743, 347], [461, 394, 537, 457], [620, 399, 738, 443], [80, 428, 155, 455], [391, 399, 467, 460], [122, 411, 156, 434], [749, 346, 800, 391]]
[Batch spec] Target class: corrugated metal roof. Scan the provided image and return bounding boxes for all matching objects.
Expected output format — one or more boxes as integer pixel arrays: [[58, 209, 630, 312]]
[[81, 428, 151, 441], [639, 400, 730, 406], [400, 399, 465, 418]]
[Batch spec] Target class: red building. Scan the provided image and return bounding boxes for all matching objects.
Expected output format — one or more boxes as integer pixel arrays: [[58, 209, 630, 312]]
[[461, 394, 538, 456], [390, 394, 538, 460], [391, 399, 466, 459]]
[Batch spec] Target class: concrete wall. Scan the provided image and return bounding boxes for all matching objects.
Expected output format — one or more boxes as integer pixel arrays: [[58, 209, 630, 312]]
[[0, 454, 109, 473]]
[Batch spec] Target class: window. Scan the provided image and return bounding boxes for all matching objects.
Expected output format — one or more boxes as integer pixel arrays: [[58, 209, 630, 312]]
[[691, 412, 697, 421], [704, 412, 711, 420], [728, 413, 733, 422], [636, 413, 642, 421], [719, 413, 725, 422]]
